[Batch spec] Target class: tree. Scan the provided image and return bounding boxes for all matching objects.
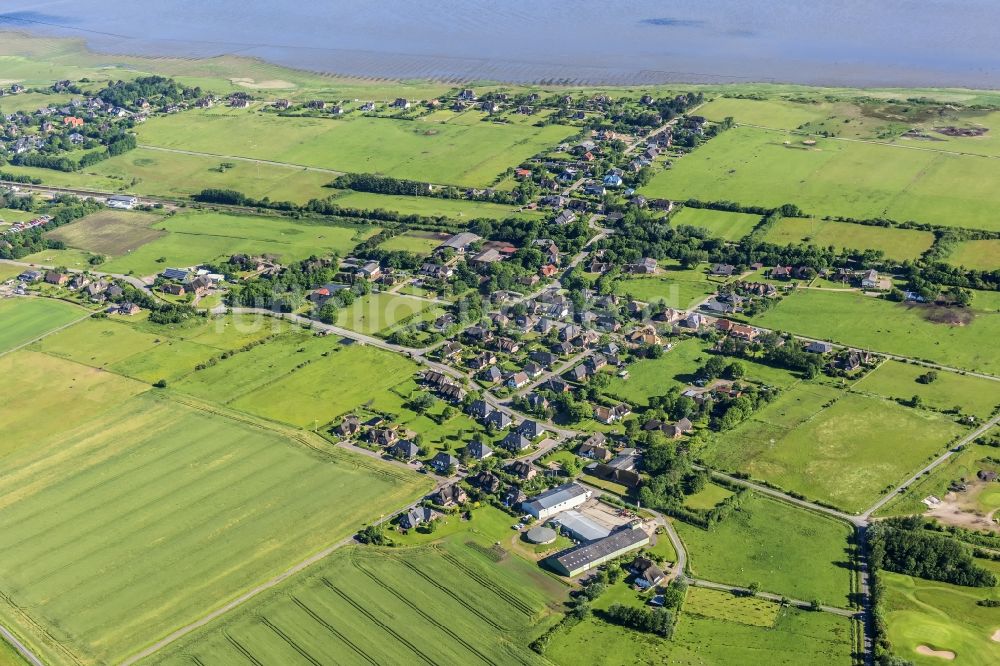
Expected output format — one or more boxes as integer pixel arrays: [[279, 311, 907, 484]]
[[152, 378, 168, 388], [747, 581, 761, 596]]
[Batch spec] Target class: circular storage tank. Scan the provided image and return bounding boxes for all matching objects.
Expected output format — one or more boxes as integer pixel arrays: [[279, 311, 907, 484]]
[[525, 526, 557, 544]]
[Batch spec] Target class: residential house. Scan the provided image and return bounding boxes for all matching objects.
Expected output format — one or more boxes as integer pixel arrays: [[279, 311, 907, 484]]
[[486, 410, 513, 430], [334, 415, 361, 437], [506, 460, 537, 481], [479, 366, 502, 383], [467, 399, 493, 419], [630, 557, 666, 589], [806, 341, 833, 354], [369, 428, 399, 447], [664, 417, 693, 439], [629, 258, 658, 274], [518, 420, 546, 440], [507, 372, 530, 390], [44, 271, 68, 286], [501, 432, 532, 453], [466, 440, 493, 461], [399, 506, 436, 530], [432, 483, 468, 507], [431, 452, 459, 475], [470, 470, 502, 494], [860, 269, 880, 290], [593, 403, 631, 424], [389, 440, 420, 460]]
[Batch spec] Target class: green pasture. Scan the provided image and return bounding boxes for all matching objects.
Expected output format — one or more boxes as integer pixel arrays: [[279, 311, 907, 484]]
[[614, 262, 723, 309], [0, 392, 428, 666], [947, 239, 1000, 271], [334, 292, 440, 335], [882, 571, 1000, 666], [0, 351, 147, 461], [763, 217, 934, 262], [0, 297, 85, 354], [683, 483, 735, 511], [333, 191, 541, 220], [685, 587, 781, 627], [754, 289, 1000, 375], [99, 211, 376, 275], [0, 208, 36, 224], [135, 108, 572, 187], [18, 247, 96, 270], [671, 206, 761, 241], [703, 385, 964, 512], [675, 492, 854, 606], [229, 343, 420, 427], [0, 91, 74, 114], [854, 360, 1000, 420], [643, 126, 1000, 232], [45, 210, 165, 257], [377, 229, 450, 255]]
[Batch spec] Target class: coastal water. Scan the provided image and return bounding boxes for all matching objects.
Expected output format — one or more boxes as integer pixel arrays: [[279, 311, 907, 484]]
[[2, 0, 999, 88]]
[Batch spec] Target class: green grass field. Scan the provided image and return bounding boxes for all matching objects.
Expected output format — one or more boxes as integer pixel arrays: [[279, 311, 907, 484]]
[[671, 207, 762, 241], [643, 126, 1000, 232], [333, 191, 541, 221], [683, 483, 735, 511], [135, 108, 572, 187], [882, 571, 1000, 665], [0, 297, 86, 354], [547, 590, 854, 666], [377, 229, 450, 255], [686, 586, 781, 627], [763, 217, 935, 262], [0, 391, 429, 666], [854, 360, 1000, 420], [18, 247, 96, 270], [754, 289, 1000, 375], [0, 351, 147, 461], [99, 211, 376, 275], [675, 493, 854, 606], [603, 338, 799, 408], [0, 91, 74, 114], [334, 292, 440, 335], [0, 208, 36, 224], [148, 536, 560, 665], [45, 210, 165, 257], [614, 262, 724, 309], [702, 385, 964, 512], [229, 343, 420, 427], [947, 239, 1000, 271]]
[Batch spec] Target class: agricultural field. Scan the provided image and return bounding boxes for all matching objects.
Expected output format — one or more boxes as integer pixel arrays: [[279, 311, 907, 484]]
[[229, 343, 420, 427], [670, 206, 761, 241], [614, 262, 725, 309], [99, 211, 377, 275], [753, 289, 1000, 375], [334, 292, 441, 335], [0, 263, 26, 281], [333, 191, 542, 220], [135, 108, 573, 187], [0, 297, 87, 354], [45, 209, 166, 257], [0, 91, 74, 114], [674, 492, 854, 606], [685, 586, 781, 627], [947, 239, 1000, 271], [762, 217, 935, 262], [881, 570, 1000, 665], [378, 229, 450, 255], [0, 392, 429, 666], [643, 126, 1000, 232], [18, 247, 96, 270], [854, 360, 1000, 420], [0, 351, 147, 461], [148, 538, 562, 665], [702, 384, 965, 512]]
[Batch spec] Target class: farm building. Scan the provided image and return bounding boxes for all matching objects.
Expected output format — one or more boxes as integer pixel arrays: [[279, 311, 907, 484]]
[[550, 510, 611, 542], [551, 525, 650, 577], [522, 483, 591, 520]]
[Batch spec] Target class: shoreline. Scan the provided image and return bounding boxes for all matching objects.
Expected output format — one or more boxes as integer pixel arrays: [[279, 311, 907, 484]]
[[1, 25, 999, 93]]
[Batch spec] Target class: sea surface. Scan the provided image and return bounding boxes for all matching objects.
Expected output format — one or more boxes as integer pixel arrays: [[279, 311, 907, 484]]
[[2, 0, 999, 88]]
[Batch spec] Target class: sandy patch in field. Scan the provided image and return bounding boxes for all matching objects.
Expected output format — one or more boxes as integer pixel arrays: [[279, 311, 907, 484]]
[[925, 485, 1000, 533], [991, 629, 1000, 642], [230, 77, 295, 89], [0, 79, 23, 85], [916, 645, 955, 660]]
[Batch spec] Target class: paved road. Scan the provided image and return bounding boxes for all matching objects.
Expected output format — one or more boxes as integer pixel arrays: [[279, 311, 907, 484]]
[[0, 624, 44, 666]]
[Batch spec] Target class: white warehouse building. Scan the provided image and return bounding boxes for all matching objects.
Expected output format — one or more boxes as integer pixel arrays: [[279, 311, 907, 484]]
[[522, 483, 591, 521]]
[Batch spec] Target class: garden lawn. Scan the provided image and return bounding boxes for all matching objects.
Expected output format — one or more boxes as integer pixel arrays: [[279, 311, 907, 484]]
[[674, 492, 854, 606], [643, 126, 1000, 232], [854, 360, 1000, 420], [754, 289, 1000, 375], [334, 292, 440, 335], [100, 211, 377, 276], [45, 209, 165, 257], [0, 391, 428, 666], [671, 207, 761, 241], [146, 538, 559, 666], [683, 483, 735, 511], [947, 239, 1000, 271], [333, 191, 541, 220], [762, 217, 934, 262], [135, 109, 573, 187], [704, 386, 964, 512], [882, 571, 1000, 666], [0, 297, 86, 353], [229, 343, 420, 427]]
